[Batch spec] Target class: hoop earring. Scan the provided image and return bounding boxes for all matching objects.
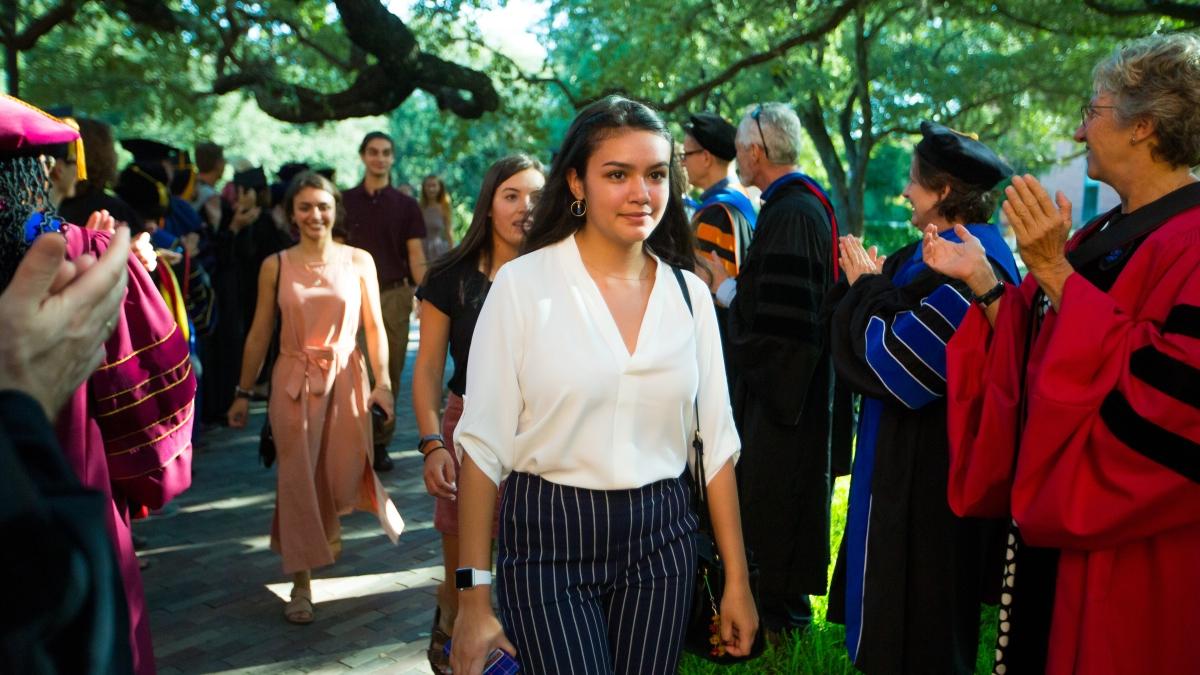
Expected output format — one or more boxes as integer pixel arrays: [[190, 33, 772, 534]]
[[570, 199, 587, 217]]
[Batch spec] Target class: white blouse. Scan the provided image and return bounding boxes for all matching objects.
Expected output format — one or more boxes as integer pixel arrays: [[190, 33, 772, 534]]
[[453, 234, 740, 490]]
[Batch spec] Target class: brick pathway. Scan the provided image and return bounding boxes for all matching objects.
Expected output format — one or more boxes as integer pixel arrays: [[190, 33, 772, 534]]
[[140, 326, 443, 674]]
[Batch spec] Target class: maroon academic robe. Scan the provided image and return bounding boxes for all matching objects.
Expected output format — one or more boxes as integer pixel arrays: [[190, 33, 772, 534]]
[[945, 200, 1200, 674], [55, 224, 196, 675]]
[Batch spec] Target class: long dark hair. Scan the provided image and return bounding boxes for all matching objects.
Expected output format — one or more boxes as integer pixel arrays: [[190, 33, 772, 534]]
[[523, 96, 697, 269], [427, 154, 544, 280]]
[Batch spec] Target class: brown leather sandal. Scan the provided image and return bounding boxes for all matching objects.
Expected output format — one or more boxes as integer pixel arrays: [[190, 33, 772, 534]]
[[427, 606, 452, 674]]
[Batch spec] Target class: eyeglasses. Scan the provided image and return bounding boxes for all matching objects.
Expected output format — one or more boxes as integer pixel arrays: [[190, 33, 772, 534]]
[[752, 104, 771, 161], [678, 149, 704, 161], [1079, 103, 1116, 127]]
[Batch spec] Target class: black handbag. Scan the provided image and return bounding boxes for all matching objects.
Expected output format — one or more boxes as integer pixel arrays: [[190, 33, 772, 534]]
[[670, 266, 765, 663], [257, 252, 282, 468]]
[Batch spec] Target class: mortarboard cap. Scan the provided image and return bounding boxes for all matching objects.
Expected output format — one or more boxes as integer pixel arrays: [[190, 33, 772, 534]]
[[683, 112, 738, 162], [121, 138, 181, 164], [277, 162, 311, 186], [233, 166, 268, 189], [916, 121, 1012, 190], [116, 161, 170, 219]]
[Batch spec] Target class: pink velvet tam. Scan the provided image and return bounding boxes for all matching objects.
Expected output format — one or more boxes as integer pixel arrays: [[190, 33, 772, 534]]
[[0, 94, 80, 156]]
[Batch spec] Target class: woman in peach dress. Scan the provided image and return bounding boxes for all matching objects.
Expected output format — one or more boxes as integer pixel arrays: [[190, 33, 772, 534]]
[[229, 172, 404, 624]]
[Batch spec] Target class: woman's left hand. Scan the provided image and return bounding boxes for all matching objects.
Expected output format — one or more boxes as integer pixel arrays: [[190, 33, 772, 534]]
[[367, 386, 394, 423], [1003, 174, 1073, 276], [839, 235, 885, 286], [718, 579, 759, 657], [1002, 174, 1075, 305]]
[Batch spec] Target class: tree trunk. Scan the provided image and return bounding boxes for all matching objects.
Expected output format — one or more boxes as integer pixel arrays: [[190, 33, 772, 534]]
[[4, 45, 15, 97], [2, 0, 17, 96]]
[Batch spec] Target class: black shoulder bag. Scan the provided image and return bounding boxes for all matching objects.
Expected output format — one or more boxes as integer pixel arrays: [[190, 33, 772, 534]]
[[257, 252, 282, 468], [671, 265, 765, 663]]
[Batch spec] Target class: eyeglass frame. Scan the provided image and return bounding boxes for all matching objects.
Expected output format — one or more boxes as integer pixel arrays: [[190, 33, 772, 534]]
[[678, 148, 705, 161], [752, 104, 771, 161], [1079, 103, 1117, 127]]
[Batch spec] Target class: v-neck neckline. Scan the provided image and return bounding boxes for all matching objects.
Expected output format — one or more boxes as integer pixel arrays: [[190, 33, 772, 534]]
[[563, 234, 664, 363]]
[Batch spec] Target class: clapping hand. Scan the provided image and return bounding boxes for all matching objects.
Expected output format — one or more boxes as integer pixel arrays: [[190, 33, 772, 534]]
[[696, 250, 730, 295], [1002, 175, 1074, 298], [921, 223, 996, 290], [0, 227, 131, 418], [838, 235, 886, 286]]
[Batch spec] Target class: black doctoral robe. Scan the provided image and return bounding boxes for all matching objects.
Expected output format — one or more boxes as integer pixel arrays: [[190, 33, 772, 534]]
[[0, 391, 132, 675], [825, 231, 1016, 674], [728, 180, 838, 602]]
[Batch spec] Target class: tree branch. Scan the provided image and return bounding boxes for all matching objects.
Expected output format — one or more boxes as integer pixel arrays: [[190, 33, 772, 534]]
[[4, 0, 83, 51], [1084, 0, 1200, 22], [201, 0, 499, 122], [659, 0, 861, 111], [458, 34, 581, 108]]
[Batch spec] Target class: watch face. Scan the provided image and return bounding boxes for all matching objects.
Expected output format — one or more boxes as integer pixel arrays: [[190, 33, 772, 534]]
[[455, 568, 474, 589]]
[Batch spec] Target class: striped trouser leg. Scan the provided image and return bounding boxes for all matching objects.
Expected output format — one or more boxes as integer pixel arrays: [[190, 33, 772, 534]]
[[496, 472, 697, 675], [603, 476, 696, 675], [497, 472, 612, 675]]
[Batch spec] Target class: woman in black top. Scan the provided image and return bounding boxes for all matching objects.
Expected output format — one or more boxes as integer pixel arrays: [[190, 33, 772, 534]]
[[411, 154, 544, 674]]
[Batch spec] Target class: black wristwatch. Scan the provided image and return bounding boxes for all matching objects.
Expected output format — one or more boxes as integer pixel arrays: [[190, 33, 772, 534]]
[[972, 281, 1006, 308]]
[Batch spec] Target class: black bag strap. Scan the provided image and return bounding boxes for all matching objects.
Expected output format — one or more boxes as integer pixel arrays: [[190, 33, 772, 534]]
[[670, 265, 710, 520]]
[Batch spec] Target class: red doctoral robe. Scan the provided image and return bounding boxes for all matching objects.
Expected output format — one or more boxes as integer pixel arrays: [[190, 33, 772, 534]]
[[55, 225, 196, 675], [944, 195, 1200, 674]]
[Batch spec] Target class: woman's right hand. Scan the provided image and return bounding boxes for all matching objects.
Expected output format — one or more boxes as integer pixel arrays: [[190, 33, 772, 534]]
[[922, 224, 997, 294], [423, 446, 458, 499], [450, 606, 517, 675], [227, 397, 251, 428]]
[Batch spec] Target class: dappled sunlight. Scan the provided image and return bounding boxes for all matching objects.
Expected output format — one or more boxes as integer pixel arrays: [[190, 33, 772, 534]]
[[264, 566, 443, 603]]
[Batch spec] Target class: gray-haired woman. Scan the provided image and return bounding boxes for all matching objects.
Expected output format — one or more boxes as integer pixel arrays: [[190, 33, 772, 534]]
[[924, 33, 1200, 674]]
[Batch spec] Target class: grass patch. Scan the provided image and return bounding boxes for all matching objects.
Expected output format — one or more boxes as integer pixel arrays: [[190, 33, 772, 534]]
[[680, 477, 998, 674]]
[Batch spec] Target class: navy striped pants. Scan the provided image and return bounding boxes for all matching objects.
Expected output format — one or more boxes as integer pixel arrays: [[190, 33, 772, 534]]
[[496, 472, 698, 675]]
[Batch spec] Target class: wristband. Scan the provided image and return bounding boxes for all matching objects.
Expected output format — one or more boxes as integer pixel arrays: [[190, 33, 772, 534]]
[[234, 386, 254, 400], [418, 433, 444, 451], [972, 281, 1006, 308], [422, 445, 449, 461], [455, 567, 492, 590]]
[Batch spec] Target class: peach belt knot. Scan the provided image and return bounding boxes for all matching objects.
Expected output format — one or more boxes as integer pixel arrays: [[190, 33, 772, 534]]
[[280, 346, 353, 399]]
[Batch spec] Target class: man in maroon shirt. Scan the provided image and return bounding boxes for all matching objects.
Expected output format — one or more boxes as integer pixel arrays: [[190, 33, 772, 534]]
[[344, 131, 427, 471]]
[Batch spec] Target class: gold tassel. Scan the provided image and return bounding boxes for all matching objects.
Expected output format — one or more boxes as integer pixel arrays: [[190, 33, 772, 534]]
[[73, 137, 88, 181]]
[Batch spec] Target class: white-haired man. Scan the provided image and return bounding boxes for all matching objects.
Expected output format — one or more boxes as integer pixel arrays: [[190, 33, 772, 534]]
[[700, 102, 843, 638]]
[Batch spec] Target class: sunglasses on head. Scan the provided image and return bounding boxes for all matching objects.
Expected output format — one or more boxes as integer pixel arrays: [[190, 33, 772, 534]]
[[753, 104, 771, 161]]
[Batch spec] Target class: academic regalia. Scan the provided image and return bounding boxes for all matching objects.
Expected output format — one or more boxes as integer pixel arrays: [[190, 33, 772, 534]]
[[728, 174, 844, 613], [58, 189, 144, 231], [199, 218, 246, 424], [0, 390, 132, 675], [945, 184, 1200, 675], [826, 225, 1018, 673], [236, 211, 294, 332], [55, 224, 196, 675]]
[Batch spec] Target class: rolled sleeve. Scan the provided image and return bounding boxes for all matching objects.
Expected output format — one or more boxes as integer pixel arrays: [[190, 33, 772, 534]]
[[453, 266, 524, 486]]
